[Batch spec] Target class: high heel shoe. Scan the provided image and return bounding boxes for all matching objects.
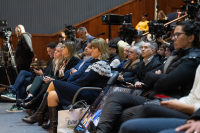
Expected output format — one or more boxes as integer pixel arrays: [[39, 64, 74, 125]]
[[22, 93, 48, 126], [42, 119, 50, 129], [17, 95, 33, 104], [20, 97, 38, 109]]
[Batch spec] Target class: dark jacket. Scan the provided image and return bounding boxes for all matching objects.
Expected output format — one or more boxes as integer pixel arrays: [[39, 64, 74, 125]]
[[188, 108, 200, 121], [15, 32, 34, 64], [109, 54, 121, 65], [57, 56, 80, 81], [68, 59, 111, 88], [64, 58, 93, 82], [131, 56, 162, 84], [120, 59, 141, 83], [144, 48, 200, 98], [76, 34, 95, 54], [116, 59, 129, 69]]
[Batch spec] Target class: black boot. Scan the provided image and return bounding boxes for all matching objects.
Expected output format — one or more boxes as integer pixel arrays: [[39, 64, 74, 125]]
[[49, 106, 58, 133], [17, 95, 33, 104], [22, 93, 48, 126], [42, 119, 50, 129], [20, 97, 38, 109], [21, 82, 50, 109]]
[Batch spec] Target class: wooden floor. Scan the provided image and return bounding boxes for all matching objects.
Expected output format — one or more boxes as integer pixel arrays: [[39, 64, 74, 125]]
[[0, 102, 48, 133]]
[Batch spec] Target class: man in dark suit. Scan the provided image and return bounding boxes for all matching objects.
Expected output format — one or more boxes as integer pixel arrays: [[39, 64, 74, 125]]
[[125, 41, 162, 87], [76, 27, 95, 59]]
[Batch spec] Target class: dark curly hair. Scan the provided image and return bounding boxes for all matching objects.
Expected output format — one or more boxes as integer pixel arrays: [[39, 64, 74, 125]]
[[176, 21, 200, 48]]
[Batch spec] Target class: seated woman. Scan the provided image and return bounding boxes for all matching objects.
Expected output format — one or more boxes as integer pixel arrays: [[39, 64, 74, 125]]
[[6, 44, 64, 112], [135, 13, 149, 33], [22, 38, 112, 133], [17, 42, 80, 104], [119, 64, 200, 133], [20, 43, 92, 110], [96, 21, 200, 133]]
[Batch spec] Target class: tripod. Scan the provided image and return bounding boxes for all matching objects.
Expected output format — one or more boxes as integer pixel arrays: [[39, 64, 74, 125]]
[[0, 34, 18, 85]]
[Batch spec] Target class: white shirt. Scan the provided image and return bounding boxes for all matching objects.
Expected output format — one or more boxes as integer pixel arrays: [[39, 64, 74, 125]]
[[179, 65, 200, 112]]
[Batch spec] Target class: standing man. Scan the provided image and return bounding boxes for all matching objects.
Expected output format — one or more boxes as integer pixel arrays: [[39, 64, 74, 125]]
[[15, 25, 34, 72], [76, 27, 95, 59]]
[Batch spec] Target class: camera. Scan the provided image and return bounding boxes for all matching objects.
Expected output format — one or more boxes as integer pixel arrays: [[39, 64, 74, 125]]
[[148, 21, 169, 38], [119, 13, 138, 45], [64, 25, 76, 41], [119, 26, 138, 45], [0, 28, 12, 41], [182, 0, 200, 20]]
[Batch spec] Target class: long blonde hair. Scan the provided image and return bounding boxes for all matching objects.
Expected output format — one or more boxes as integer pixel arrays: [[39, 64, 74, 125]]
[[52, 44, 64, 72], [63, 41, 77, 64], [158, 10, 166, 20], [91, 38, 110, 60]]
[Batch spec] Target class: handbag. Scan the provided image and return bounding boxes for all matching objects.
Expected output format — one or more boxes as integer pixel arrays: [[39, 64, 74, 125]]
[[57, 101, 89, 133]]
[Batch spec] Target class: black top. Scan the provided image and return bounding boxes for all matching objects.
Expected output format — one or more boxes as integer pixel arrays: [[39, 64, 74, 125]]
[[57, 56, 80, 81], [131, 57, 162, 84], [188, 108, 200, 121], [109, 54, 121, 65], [144, 48, 200, 98], [15, 32, 34, 64]]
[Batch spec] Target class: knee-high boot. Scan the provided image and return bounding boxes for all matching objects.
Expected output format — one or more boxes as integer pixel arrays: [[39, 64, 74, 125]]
[[22, 93, 48, 126], [48, 106, 58, 133]]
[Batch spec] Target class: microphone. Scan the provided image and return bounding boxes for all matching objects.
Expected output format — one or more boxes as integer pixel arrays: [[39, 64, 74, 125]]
[[96, 32, 105, 37]]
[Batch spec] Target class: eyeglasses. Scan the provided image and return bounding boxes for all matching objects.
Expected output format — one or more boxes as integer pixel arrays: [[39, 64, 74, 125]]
[[171, 32, 186, 39]]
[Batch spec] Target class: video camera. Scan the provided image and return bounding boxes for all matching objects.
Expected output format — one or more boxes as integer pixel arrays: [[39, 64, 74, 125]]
[[0, 20, 12, 41], [182, 0, 200, 20], [148, 20, 169, 38], [0, 28, 12, 41], [119, 13, 138, 45], [64, 25, 76, 41]]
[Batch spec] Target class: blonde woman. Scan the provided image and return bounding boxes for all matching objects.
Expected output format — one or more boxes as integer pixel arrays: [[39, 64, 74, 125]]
[[158, 10, 167, 20], [22, 38, 112, 133]]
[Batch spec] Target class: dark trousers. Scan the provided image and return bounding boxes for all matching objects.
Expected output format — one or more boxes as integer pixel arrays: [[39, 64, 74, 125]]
[[28, 76, 46, 97], [131, 104, 190, 119], [119, 118, 185, 133], [97, 92, 147, 133], [17, 63, 31, 72]]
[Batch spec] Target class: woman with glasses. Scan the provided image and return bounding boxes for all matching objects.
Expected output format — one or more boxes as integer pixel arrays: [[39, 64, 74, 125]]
[[22, 38, 112, 133], [95, 21, 200, 133]]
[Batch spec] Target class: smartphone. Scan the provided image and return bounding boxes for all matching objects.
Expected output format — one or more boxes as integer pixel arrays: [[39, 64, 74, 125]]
[[43, 76, 46, 80]]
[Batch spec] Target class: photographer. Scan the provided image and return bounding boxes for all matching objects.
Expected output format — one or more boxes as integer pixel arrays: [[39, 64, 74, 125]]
[[76, 27, 95, 59], [56, 31, 66, 43], [15, 25, 34, 72], [132, 30, 144, 48]]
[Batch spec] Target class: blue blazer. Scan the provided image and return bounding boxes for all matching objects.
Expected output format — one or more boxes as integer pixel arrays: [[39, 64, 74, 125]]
[[64, 58, 93, 82]]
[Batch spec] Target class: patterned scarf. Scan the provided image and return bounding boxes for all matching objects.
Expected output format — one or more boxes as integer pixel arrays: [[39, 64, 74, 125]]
[[58, 60, 66, 78]]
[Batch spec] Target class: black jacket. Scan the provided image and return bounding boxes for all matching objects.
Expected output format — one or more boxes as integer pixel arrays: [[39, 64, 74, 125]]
[[144, 48, 200, 98], [15, 32, 34, 64], [57, 56, 80, 81], [109, 54, 121, 64], [188, 108, 200, 121], [132, 56, 162, 84]]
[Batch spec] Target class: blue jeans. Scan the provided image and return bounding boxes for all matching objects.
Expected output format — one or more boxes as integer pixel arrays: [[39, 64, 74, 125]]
[[119, 118, 185, 133], [11, 70, 32, 99]]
